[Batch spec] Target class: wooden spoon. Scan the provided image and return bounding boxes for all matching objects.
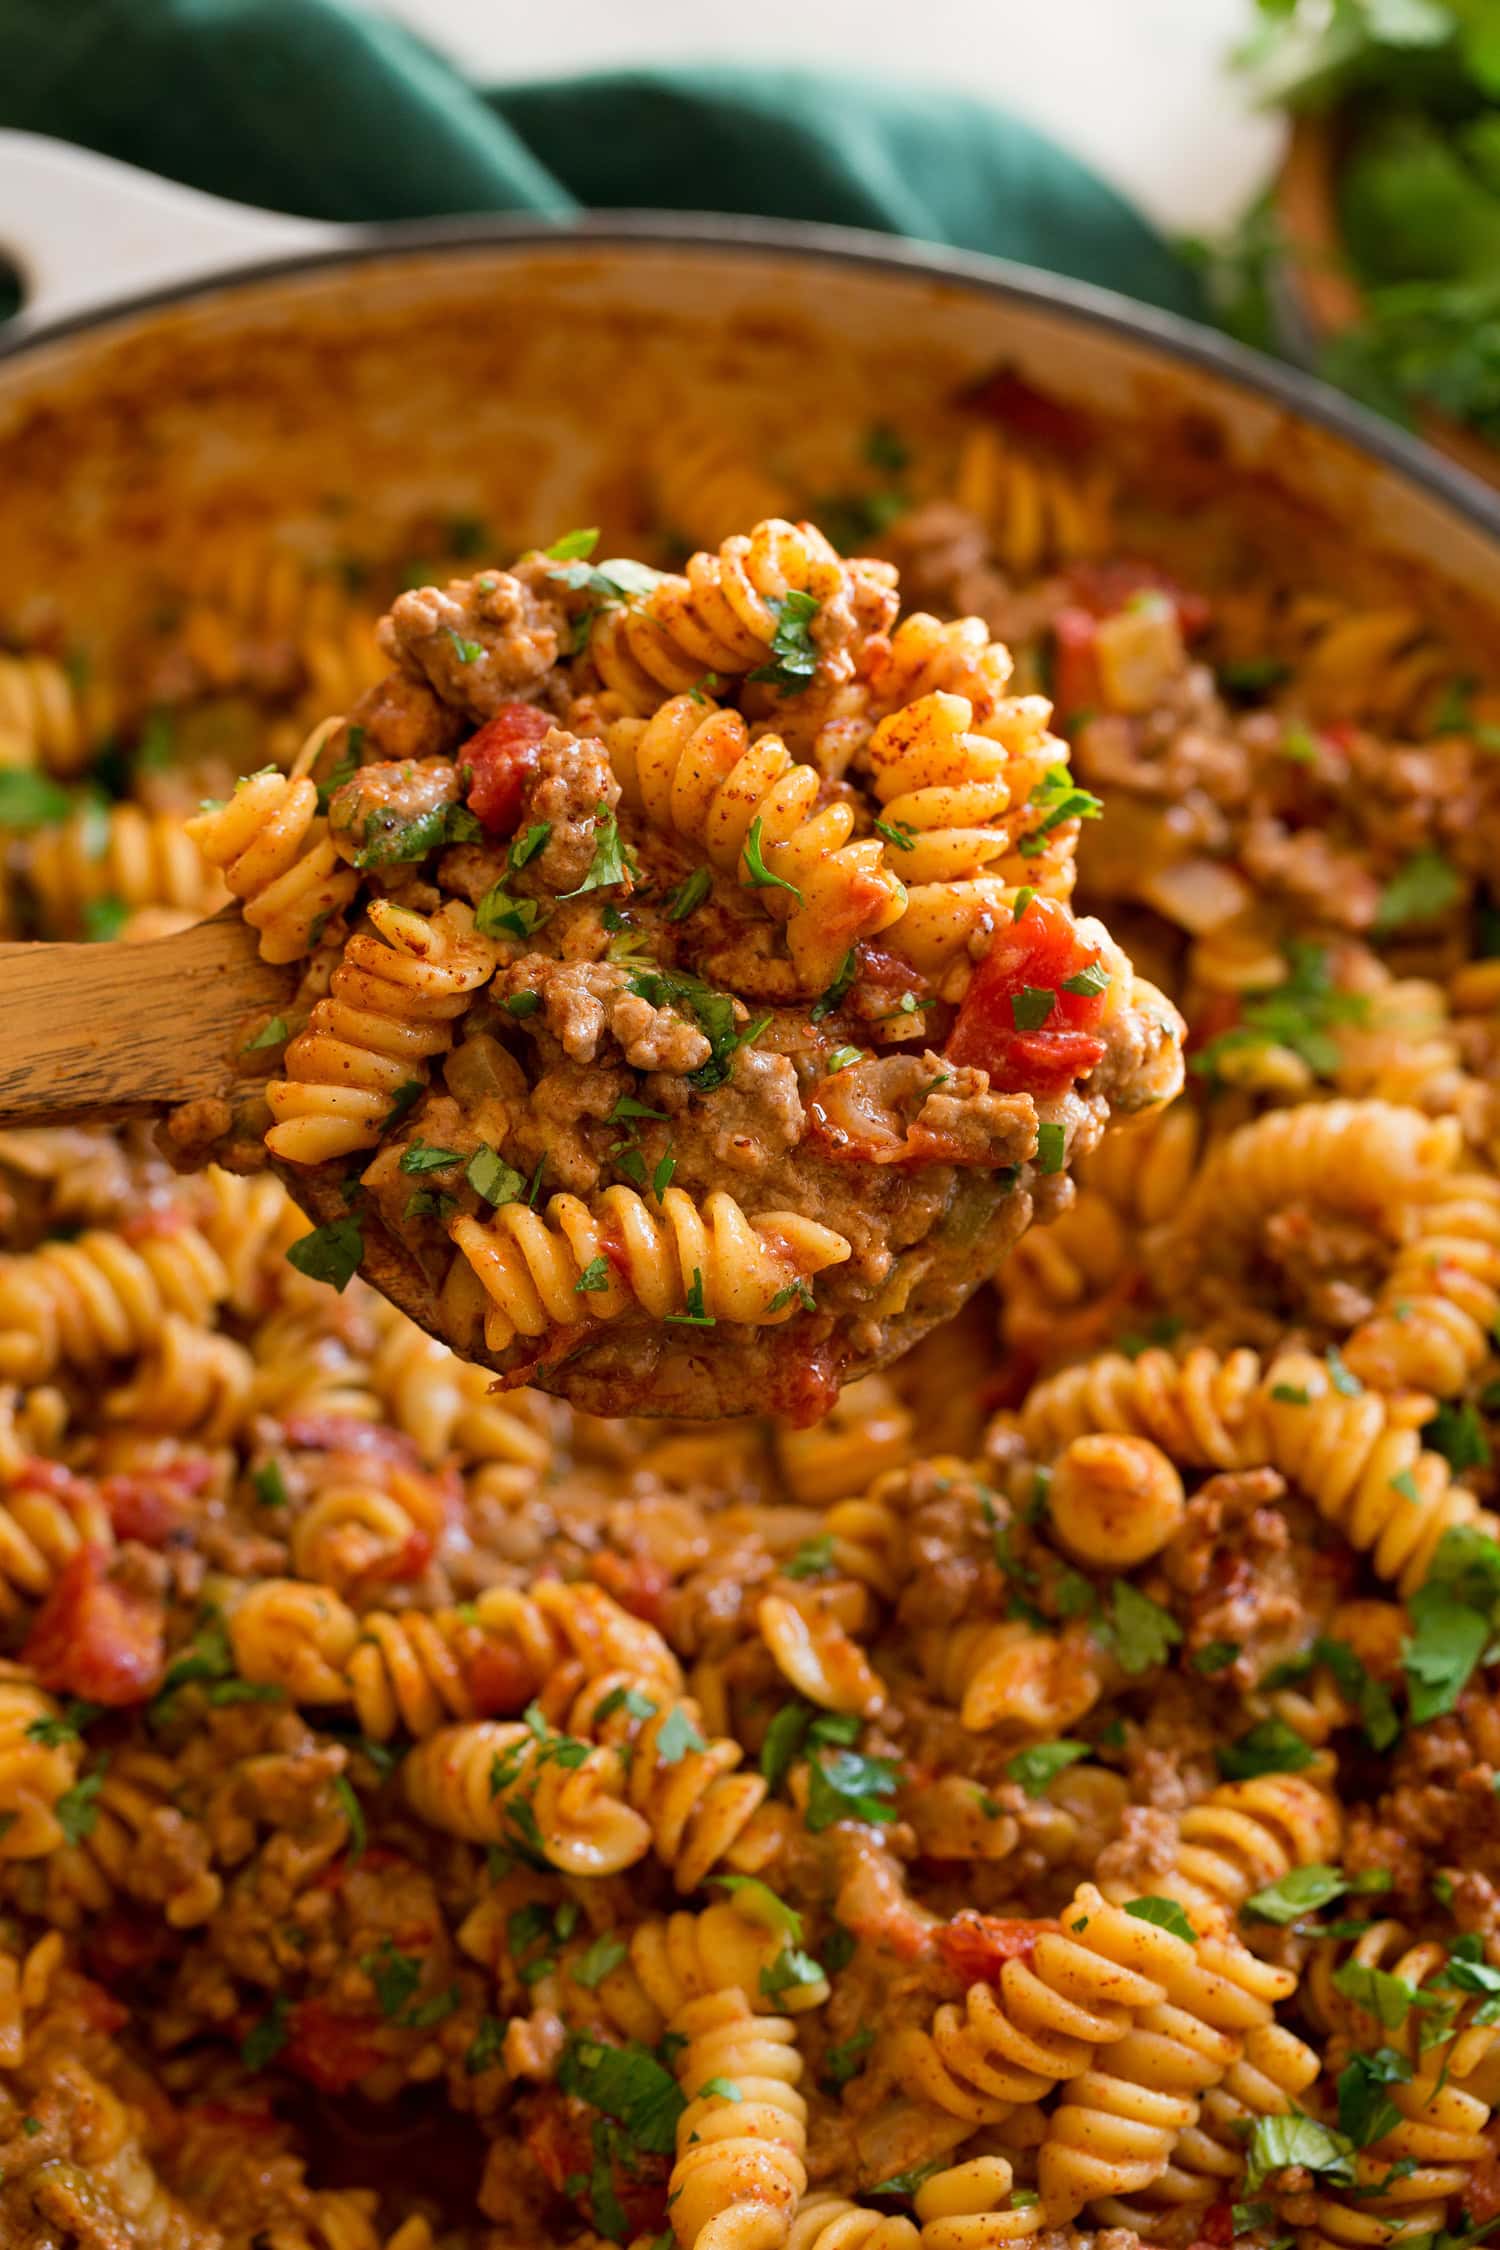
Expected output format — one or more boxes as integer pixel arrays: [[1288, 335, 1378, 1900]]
[[0, 910, 463, 1354]]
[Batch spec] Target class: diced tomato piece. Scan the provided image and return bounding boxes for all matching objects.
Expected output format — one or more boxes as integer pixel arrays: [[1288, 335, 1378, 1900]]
[[945, 894, 1109, 1096], [281, 1999, 384, 2094], [1319, 720, 1359, 752], [22, 1548, 165, 1707], [765, 1338, 844, 1429], [937, 1912, 1059, 1986], [462, 703, 554, 836], [1196, 2202, 1237, 2249], [182, 2099, 281, 2136], [100, 1459, 213, 1545], [85, 1912, 171, 1985], [119, 1205, 191, 1243], [280, 1417, 421, 1465], [523, 2096, 670, 2239], [854, 941, 933, 997], [74, 1975, 129, 2035], [466, 1637, 539, 1718], [312, 1845, 406, 1893], [1052, 607, 1101, 720], [13, 1458, 81, 1500], [1064, 559, 1211, 639], [589, 1551, 670, 1630], [963, 367, 1096, 456], [1456, 2153, 1500, 2224], [362, 1525, 433, 1586], [1002, 1027, 1110, 1086], [522, 2097, 588, 2196]]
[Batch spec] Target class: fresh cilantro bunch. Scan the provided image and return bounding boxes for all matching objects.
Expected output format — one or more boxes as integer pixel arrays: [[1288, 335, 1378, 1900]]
[[1226, 1, 1500, 444]]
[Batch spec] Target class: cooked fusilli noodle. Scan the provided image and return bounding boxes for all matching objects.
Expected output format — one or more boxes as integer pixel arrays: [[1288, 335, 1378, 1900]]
[[267, 900, 496, 1163], [185, 765, 358, 963], [449, 1185, 850, 1350], [608, 694, 906, 986]]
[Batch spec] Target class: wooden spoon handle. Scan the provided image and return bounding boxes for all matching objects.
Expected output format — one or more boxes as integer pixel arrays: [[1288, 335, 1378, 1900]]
[[0, 909, 296, 1127]]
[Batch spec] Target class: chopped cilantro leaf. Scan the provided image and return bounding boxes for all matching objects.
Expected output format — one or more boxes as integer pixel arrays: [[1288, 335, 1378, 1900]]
[[286, 1217, 363, 1293], [1035, 1120, 1066, 1174], [1018, 764, 1103, 855], [400, 1139, 462, 1174], [556, 2032, 685, 2156], [1106, 1581, 1181, 1676], [746, 589, 821, 694], [466, 1146, 526, 1207], [1244, 1864, 1356, 1925], [1423, 1400, 1491, 1473], [545, 528, 600, 560], [811, 949, 859, 1022], [804, 1746, 900, 1833], [561, 804, 637, 898], [1006, 1740, 1089, 1797], [783, 1535, 835, 1581], [742, 813, 803, 902], [653, 1706, 707, 1763], [666, 866, 712, 920], [241, 1995, 290, 2072], [1125, 1895, 1198, 1943], [332, 1774, 366, 1862], [664, 1268, 715, 1328], [1375, 847, 1463, 933], [1243, 2114, 1356, 2193], [821, 2028, 874, 2089]]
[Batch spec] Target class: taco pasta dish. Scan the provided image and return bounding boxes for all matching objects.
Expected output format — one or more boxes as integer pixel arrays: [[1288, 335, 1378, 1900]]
[[1, 366, 1500, 2250]]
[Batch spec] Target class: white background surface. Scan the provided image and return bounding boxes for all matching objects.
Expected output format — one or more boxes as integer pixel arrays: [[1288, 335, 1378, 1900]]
[[380, 0, 1282, 235]]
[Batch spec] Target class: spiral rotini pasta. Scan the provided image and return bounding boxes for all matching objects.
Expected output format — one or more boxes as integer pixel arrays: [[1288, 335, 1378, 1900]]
[[267, 899, 497, 1164], [23, 805, 229, 937], [650, 426, 794, 553], [226, 1575, 682, 1739], [9, 393, 1500, 2250], [914, 2156, 1045, 2249], [540, 1670, 780, 1894], [0, 1464, 109, 1623], [667, 1988, 808, 2250], [1018, 1343, 1265, 1466], [789, 2201, 918, 2250], [588, 517, 897, 710], [402, 1716, 649, 1873], [103, 1313, 254, 1443], [368, 1303, 555, 1480], [1256, 1348, 1499, 1595], [889, 1885, 1172, 2127], [185, 765, 358, 963], [1100, 1771, 1342, 1921], [1148, 1101, 1461, 1318], [0, 1218, 229, 1384], [758, 1589, 885, 1717], [461, 1894, 830, 2046], [607, 693, 906, 986], [1037, 1894, 1297, 2218], [0, 1674, 81, 1859], [449, 1185, 850, 1351], [1343, 1168, 1500, 1397], [0, 649, 110, 775], [918, 1616, 1103, 1735], [953, 423, 1113, 575]]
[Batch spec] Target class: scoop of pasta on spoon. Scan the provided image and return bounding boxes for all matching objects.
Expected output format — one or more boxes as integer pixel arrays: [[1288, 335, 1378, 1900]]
[[0, 518, 1183, 1419]]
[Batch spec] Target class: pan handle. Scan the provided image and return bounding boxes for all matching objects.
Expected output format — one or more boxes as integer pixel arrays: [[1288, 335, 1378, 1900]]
[[0, 129, 344, 330]]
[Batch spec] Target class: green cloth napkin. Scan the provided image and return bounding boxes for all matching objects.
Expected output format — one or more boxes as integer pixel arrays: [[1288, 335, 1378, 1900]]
[[0, 0, 1199, 319]]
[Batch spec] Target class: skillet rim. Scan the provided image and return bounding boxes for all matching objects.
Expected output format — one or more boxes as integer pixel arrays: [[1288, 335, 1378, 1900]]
[[2, 206, 1498, 544]]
